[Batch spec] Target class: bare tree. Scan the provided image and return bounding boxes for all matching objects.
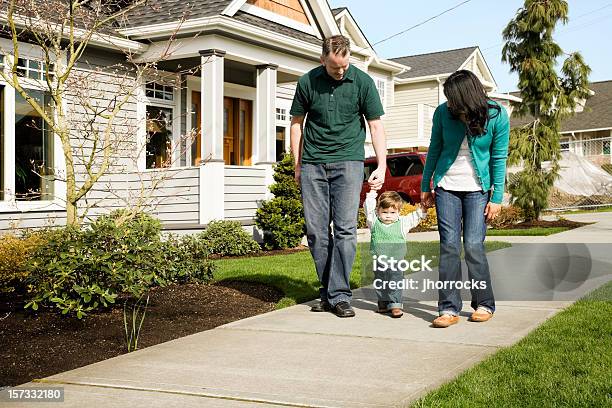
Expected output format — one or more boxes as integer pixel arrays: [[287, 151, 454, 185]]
[[0, 0, 195, 227]]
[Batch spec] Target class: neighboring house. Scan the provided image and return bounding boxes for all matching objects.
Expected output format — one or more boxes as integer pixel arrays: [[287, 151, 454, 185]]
[[510, 80, 612, 167], [383, 46, 521, 154]]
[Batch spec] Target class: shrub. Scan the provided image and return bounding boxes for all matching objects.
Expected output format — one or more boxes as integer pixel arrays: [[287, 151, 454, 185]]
[[198, 220, 260, 256], [256, 153, 305, 250], [488, 205, 524, 229], [0, 232, 44, 292], [25, 210, 215, 318], [401, 203, 437, 229], [357, 208, 367, 229]]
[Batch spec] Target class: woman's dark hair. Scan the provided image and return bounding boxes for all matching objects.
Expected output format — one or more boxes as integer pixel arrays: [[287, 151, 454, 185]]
[[443, 70, 501, 136]]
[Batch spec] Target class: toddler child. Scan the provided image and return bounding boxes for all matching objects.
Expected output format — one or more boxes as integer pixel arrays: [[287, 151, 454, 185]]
[[364, 190, 427, 318]]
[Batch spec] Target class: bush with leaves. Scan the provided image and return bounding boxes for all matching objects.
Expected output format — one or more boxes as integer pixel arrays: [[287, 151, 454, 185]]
[[401, 203, 437, 229], [0, 232, 44, 292], [488, 205, 525, 229], [197, 220, 260, 256], [256, 153, 305, 250], [25, 210, 215, 318]]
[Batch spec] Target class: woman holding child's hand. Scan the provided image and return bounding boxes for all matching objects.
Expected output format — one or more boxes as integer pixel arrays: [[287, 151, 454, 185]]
[[419, 70, 510, 328]]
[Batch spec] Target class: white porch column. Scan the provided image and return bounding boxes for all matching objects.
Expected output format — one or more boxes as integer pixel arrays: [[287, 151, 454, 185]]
[[255, 63, 278, 199], [2, 85, 16, 203], [199, 49, 225, 224]]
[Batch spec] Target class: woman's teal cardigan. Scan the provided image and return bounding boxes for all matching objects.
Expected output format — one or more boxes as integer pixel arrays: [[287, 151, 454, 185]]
[[420, 101, 510, 204]]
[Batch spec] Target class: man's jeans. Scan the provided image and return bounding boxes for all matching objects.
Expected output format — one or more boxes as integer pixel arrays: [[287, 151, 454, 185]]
[[434, 186, 495, 316], [300, 161, 363, 307]]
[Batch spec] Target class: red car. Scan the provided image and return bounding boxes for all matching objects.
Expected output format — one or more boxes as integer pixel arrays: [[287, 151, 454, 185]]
[[360, 152, 428, 206]]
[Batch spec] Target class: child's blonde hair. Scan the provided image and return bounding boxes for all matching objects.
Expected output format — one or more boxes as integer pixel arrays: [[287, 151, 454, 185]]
[[377, 191, 403, 211]]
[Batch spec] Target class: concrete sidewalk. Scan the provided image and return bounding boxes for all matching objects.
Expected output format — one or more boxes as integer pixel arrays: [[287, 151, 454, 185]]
[[6, 214, 612, 407]]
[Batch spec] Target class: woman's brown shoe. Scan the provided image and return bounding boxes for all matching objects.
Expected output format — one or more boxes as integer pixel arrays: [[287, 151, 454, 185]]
[[470, 307, 493, 322], [432, 314, 460, 328], [389, 308, 403, 318]]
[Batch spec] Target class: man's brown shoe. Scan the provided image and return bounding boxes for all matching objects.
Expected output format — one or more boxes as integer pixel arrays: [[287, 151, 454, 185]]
[[432, 314, 459, 328], [470, 307, 493, 322]]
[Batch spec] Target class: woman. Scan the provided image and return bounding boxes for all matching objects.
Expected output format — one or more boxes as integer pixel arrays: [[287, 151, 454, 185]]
[[420, 70, 510, 328]]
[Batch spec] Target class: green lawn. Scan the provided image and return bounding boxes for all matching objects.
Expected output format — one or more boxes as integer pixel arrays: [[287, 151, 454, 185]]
[[213, 241, 511, 309], [487, 226, 570, 236], [411, 280, 612, 408]]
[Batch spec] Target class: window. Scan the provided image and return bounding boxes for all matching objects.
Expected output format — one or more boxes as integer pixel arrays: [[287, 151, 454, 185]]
[[363, 162, 377, 181], [388, 156, 421, 177], [145, 82, 174, 101], [15, 90, 54, 200], [276, 108, 287, 122], [146, 106, 173, 169], [604, 140, 610, 155], [143, 79, 177, 169], [276, 126, 286, 162], [560, 140, 570, 152], [16, 58, 54, 81], [375, 78, 386, 107]]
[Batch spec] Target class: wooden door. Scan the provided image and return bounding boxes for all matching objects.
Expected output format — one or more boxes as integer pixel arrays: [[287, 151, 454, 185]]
[[237, 99, 252, 166], [191, 91, 202, 166], [223, 97, 235, 164]]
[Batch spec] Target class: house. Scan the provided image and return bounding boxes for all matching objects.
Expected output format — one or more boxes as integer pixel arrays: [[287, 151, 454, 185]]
[[510, 80, 612, 168], [0, 1, 525, 234], [382, 46, 521, 154], [0, 0, 402, 234]]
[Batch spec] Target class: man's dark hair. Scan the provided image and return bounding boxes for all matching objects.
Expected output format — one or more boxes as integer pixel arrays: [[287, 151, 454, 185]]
[[322, 35, 350, 57]]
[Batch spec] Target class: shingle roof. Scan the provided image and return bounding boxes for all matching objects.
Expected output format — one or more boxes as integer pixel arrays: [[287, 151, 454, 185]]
[[332, 7, 347, 16], [122, 0, 232, 28], [120, 1, 321, 45], [510, 80, 612, 132], [231, 11, 321, 45], [390, 46, 478, 79]]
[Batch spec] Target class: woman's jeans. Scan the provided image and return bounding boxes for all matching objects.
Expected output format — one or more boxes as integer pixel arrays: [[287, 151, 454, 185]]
[[434, 186, 495, 316], [300, 161, 363, 307]]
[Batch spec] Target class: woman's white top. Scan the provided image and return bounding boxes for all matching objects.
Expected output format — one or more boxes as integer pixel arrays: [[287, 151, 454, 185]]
[[437, 135, 482, 191]]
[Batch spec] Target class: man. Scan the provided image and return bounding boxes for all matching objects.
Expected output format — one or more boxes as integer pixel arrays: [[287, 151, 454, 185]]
[[290, 35, 387, 318]]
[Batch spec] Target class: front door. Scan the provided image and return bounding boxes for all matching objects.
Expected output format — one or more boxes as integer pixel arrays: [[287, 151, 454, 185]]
[[224, 97, 252, 166], [191, 91, 202, 166]]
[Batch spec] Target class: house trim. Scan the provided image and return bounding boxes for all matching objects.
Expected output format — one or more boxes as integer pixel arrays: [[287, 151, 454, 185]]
[[132, 17, 323, 66], [0, 12, 147, 53], [560, 127, 612, 134], [239, 2, 320, 39]]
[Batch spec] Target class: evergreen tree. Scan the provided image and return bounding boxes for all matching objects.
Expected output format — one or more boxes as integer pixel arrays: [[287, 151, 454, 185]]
[[502, 0, 590, 220], [255, 153, 305, 250]]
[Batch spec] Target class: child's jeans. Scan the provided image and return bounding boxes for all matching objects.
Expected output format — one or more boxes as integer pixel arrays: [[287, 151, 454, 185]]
[[373, 250, 405, 309]]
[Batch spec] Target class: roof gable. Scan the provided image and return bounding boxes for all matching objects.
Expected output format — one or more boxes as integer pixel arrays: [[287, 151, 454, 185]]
[[390, 46, 478, 79], [121, 0, 338, 43], [332, 7, 373, 56]]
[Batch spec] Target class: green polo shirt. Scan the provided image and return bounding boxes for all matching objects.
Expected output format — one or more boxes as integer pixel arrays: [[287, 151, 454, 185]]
[[290, 64, 384, 163]]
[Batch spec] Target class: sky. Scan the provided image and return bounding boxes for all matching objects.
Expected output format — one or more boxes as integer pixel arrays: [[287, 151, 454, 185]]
[[328, 0, 612, 92]]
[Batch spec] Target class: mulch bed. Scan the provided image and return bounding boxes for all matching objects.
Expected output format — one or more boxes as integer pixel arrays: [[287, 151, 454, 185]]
[[491, 219, 592, 230], [410, 219, 591, 232], [0, 281, 283, 387]]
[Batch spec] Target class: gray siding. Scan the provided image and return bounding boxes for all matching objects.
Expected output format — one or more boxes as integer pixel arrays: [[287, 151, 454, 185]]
[[0, 210, 66, 232], [224, 166, 267, 220], [81, 167, 200, 225]]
